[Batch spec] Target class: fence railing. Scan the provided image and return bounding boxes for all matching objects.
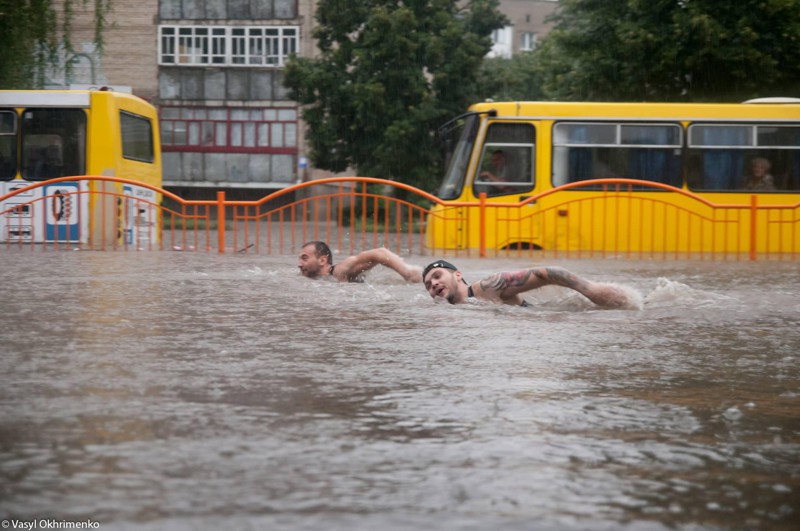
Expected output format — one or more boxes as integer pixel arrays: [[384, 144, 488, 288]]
[[468, 179, 800, 261], [1, 175, 798, 260]]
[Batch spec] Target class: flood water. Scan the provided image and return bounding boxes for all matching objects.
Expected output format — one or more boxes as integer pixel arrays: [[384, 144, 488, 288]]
[[1, 249, 798, 530]]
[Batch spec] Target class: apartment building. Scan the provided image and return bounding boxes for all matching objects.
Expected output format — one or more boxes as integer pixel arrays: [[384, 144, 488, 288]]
[[53, 0, 315, 197]]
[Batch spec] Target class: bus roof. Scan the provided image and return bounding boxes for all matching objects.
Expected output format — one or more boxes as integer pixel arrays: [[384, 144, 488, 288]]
[[468, 100, 800, 121], [0, 90, 92, 108]]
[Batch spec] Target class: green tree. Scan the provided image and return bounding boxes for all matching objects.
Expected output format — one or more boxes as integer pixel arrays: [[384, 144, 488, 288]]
[[285, 0, 506, 192], [476, 53, 546, 102], [0, 0, 112, 89], [532, 0, 800, 102]]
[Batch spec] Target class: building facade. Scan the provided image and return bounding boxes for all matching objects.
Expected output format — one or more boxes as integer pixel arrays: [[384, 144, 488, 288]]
[[156, 0, 316, 193], [53, 0, 557, 195], [489, 0, 558, 59]]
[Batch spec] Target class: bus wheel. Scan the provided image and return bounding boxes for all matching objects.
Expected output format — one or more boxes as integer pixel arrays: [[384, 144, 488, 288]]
[[501, 242, 541, 250]]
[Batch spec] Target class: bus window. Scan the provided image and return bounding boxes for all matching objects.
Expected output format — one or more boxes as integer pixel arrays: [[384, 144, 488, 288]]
[[688, 124, 800, 191], [437, 113, 480, 200], [0, 110, 16, 180], [121, 111, 155, 163], [473, 122, 535, 197], [756, 125, 800, 191], [622, 124, 682, 188], [553, 122, 682, 189], [21, 109, 86, 181]]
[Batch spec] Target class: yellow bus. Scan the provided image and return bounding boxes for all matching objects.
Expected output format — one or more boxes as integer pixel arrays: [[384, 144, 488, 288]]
[[0, 89, 162, 246], [427, 99, 800, 256]]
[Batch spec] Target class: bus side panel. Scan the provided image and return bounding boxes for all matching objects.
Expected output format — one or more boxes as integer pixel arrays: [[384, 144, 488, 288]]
[[425, 204, 468, 251], [86, 92, 162, 247]]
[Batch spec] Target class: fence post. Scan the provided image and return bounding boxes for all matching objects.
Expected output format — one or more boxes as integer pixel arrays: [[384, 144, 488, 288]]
[[749, 195, 757, 261], [217, 191, 226, 254], [479, 192, 487, 258]]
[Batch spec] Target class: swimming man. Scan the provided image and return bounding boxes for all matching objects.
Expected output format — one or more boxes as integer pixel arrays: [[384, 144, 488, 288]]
[[422, 260, 638, 309], [298, 241, 423, 283]]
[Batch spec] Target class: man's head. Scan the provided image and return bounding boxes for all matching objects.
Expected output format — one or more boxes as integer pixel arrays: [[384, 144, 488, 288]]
[[422, 260, 468, 304], [491, 150, 506, 168], [298, 241, 333, 278]]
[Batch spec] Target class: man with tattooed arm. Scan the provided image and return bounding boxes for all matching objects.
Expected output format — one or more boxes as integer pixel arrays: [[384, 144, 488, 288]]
[[421, 260, 638, 309]]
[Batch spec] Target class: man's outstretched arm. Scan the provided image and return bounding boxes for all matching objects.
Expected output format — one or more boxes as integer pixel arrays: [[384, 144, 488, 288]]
[[337, 248, 422, 282], [473, 267, 631, 308]]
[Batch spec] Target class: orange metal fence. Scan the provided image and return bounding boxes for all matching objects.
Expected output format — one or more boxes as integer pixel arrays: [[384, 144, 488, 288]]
[[473, 179, 800, 261], [0, 175, 798, 260]]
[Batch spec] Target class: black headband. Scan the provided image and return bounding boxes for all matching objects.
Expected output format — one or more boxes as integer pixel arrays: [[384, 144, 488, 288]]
[[422, 260, 459, 282]]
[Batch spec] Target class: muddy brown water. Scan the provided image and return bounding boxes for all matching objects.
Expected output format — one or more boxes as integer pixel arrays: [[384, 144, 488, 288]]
[[1, 250, 798, 530]]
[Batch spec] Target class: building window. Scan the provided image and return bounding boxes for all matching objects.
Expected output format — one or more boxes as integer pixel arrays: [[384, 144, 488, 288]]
[[488, 26, 513, 59], [520, 32, 538, 52], [160, 106, 298, 153], [159, 26, 298, 67]]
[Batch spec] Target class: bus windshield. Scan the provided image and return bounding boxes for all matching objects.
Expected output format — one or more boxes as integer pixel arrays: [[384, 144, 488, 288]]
[[20, 108, 86, 181], [437, 113, 480, 200]]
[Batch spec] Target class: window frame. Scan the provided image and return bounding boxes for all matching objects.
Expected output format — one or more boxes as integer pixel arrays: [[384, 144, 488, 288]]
[[520, 32, 537, 52], [552, 121, 684, 189], [121, 111, 155, 163], [0, 110, 17, 181], [159, 25, 299, 67], [686, 123, 800, 192], [473, 121, 536, 198], [160, 106, 298, 154], [19, 108, 87, 182]]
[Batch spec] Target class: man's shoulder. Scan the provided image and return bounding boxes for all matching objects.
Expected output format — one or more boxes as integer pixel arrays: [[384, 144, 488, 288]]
[[330, 258, 363, 281]]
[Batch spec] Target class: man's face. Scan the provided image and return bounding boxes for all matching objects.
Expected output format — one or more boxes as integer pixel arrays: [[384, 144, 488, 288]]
[[492, 151, 505, 168], [423, 267, 461, 303], [298, 244, 327, 278]]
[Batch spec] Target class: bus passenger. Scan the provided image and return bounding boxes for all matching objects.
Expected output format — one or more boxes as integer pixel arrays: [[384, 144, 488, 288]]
[[422, 260, 640, 309], [742, 157, 776, 190], [298, 241, 423, 283]]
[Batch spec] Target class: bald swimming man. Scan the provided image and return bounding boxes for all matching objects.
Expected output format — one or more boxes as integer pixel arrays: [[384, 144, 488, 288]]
[[298, 241, 423, 283], [421, 259, 639, 309]]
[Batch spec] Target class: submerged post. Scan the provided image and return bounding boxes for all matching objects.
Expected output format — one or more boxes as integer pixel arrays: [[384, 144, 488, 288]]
[[749, 195, 757, 261], [479, 192, 487, 258], [217, 191, 226, 254]]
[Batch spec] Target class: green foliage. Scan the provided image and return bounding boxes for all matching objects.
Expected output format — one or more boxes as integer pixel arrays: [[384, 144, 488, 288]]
[[0, 0, 112, 89], [284, 0, 507, 193], [531, 0, 800, 102], [476, 53, 546, 102]]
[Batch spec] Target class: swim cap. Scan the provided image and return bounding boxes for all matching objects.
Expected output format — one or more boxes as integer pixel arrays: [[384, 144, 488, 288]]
[[422, 260, 459, 282]]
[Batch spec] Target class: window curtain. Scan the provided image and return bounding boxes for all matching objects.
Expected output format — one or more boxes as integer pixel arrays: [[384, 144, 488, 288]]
[[628, 128, 681, 187], [567, 126, 592, 183], [701, 128, 747, 190]]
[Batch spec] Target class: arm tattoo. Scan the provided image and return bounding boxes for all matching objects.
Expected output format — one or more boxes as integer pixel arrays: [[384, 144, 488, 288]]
[[542, 266, 583, 289], [479, 270, 533, 291], [479, 267, 583, 293]]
